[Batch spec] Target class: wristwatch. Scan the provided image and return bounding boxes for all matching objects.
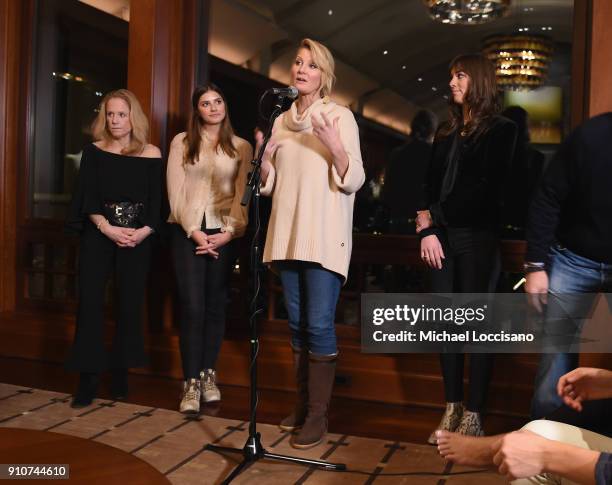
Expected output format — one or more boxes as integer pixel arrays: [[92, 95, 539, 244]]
[[523, 262, 546, 273]]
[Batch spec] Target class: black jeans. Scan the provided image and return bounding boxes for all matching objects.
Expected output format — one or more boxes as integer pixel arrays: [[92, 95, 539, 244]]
[[66, 222, 151, 373], [429, 227, 500, 412], [171, 224, 237, 379]]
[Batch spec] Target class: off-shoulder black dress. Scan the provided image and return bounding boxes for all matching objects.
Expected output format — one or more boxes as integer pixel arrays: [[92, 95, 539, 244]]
[[65, 144, 162, 372]]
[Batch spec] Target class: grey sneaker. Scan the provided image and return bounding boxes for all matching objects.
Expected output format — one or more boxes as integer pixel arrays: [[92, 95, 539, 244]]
[[179, 378, 201, 414], [200, 369, 221, 403]]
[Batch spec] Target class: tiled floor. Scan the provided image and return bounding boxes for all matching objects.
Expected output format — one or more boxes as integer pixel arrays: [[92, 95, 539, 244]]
[[0, 383, 505, 484]]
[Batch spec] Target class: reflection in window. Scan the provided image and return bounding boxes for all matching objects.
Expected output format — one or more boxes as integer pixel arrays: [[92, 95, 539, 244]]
[[30, 0, 129, 219]]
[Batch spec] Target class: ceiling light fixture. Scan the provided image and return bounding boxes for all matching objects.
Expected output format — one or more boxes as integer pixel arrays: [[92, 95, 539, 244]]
[[483, 33, 554, 91], [423, 0, 511, 25]]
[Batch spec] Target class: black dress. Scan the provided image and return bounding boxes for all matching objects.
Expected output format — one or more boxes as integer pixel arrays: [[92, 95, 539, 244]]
[[420, 116, 517, 411], [66, 144, 162, 372]]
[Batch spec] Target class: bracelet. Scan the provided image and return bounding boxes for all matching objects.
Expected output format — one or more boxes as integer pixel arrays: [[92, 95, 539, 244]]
[[96, 218, 108, 231]]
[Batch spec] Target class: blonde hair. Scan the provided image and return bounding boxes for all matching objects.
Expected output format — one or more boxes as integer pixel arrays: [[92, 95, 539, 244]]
[[300, 38, 336, 98], [91, 89, 149, 155]]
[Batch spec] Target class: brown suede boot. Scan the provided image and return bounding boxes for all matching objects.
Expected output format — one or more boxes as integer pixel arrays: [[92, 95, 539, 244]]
[[279, 347, 309, 431], [291, 353, 337, 449]]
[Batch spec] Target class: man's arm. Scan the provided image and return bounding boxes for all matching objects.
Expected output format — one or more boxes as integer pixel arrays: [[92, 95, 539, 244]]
[[525, 130, 578, 266], [493, 430, 599, 485]]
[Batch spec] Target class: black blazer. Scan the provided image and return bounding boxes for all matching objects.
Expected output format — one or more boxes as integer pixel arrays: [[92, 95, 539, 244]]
[[419, 115, 517, 238]]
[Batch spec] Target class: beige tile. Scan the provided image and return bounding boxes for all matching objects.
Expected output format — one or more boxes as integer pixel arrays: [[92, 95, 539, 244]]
[[51, 401, 151, 439], [136, 416, 247, 474], [0, 389, 67, 423], [0, 383, 30, 399]]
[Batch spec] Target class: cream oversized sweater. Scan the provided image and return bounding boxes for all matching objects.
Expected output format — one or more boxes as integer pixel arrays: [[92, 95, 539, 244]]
[[167, 132, 253, 237], [261, 97, 365, 280]]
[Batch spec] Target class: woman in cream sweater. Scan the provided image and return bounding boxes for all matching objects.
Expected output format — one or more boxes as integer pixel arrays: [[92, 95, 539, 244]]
[[260, 38, 365, 449], [167, 84, 252, 414]]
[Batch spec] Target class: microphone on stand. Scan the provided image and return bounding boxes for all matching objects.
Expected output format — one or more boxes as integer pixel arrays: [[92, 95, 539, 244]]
[[266, 86, 299, 99]]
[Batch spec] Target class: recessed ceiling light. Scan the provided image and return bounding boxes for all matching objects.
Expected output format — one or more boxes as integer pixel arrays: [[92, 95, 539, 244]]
[[417, 77, 423, 82], [328, 9, 333, 15], [432, 86, 437, 91], [383, 50, 388, 55], [402, 65, 407, 70]]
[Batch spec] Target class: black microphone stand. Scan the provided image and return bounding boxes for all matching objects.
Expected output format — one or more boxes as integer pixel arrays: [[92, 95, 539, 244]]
[[205, 93, 346, 483]]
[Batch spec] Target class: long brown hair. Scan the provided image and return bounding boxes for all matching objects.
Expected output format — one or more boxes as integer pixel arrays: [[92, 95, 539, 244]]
[[91, 89, 149, 155], [185, 84, 237, 164], [439, 54, 500, 139]]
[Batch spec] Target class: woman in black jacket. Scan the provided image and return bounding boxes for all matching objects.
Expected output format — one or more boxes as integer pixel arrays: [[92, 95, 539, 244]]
[[416, 54, 517, 444]]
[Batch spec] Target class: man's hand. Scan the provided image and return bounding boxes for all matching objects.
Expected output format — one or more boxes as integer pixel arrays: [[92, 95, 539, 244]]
[[420, 234, 445, 269], [557, 367, 612, 412], [525, 270, 548, 313], [415, 210, 433, 234], [492, 430, 548, 480]]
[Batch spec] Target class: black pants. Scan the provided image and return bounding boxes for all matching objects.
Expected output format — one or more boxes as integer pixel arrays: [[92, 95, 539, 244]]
[[429, 227, 500, 412], [171, 224, 237, 379], [66, 223, 151, 373]]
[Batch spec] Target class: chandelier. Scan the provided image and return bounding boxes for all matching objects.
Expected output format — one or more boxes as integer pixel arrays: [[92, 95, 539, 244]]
[[483, 34, 554, 91], [424, 0, 511, 25]]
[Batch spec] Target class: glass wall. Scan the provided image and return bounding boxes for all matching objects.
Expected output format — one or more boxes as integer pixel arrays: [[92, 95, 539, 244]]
[[30, 0, 129, 220]]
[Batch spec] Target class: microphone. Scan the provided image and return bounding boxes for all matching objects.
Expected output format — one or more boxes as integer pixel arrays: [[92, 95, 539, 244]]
[[267, 86, 299, 99]]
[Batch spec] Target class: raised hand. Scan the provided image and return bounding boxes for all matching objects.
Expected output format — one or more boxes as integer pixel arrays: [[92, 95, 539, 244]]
[[557, 367, 612, 412], [311, 112, 343, 155]]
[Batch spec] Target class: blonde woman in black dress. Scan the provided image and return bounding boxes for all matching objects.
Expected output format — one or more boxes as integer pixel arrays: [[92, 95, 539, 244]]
[[66, 89, 162, 407]]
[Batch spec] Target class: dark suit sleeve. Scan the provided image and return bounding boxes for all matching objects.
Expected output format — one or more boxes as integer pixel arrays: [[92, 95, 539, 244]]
[[65, 145, 102, 233], [143, 158, 163, 232], [525, 129, 578, 264]]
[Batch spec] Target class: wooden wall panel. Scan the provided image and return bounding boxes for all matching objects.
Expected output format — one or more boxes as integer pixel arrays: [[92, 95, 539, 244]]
[[571, 0, 612, 125], [0, 0, 28, 312], [570, 0, 589, 127], [588, 0, 612, 117], [127, 0, 205, 153]]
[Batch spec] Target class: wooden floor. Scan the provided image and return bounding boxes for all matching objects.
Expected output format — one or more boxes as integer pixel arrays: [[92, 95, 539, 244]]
[[0, 355, 526, 445], [0, 382, 509, 485]]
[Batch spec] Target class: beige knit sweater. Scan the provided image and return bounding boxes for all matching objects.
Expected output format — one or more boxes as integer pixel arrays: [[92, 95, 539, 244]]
[[261, 97, 365, 280], [167, 132, 253, 238]]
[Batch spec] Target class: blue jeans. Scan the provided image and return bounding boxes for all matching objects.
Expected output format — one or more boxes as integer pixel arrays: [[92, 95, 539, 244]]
[[277, 261, 342, 355], [531, 245, 612, 419]]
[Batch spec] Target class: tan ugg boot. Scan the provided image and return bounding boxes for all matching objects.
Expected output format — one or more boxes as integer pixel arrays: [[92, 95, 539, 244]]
[[279, 347, 309, 431], [291, 353, 337, 449]]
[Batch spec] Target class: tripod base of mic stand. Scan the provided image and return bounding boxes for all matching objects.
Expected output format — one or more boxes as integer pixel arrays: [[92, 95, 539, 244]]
[[205, 432, 346, 484]]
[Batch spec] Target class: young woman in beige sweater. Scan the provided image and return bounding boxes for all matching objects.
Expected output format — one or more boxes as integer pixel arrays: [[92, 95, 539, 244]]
[[259, 38, 365, 449], [167, 84, 252, 414]]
